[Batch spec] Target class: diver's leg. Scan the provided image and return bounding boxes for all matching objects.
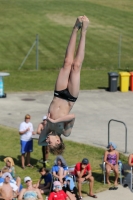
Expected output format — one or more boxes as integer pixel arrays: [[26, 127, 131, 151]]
[[55, 16, 83, 91], [68, 16, 89, 97]]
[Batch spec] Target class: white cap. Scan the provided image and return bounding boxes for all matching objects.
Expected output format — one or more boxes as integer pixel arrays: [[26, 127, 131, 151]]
[[24, 176, 31, 183], [2, 172, 12, 179], [42, 115, 47, 120]]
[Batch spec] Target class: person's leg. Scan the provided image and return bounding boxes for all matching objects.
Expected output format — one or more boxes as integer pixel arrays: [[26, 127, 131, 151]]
[[105, 164, 111, 184], [88, 176, 94, 196], [26, 140, 33, 166], [66, 191, 76, 200], [21, 154, 25, 168], [68, 16, 89, 97], [77, 177, 83, 197], [42, 146, 49, 167], [20, 140, 26, 168], [57, 167, 64, 183], [114, 165, 119, 186], [55, 16, 83, 91], [26, 152, 31, 165]]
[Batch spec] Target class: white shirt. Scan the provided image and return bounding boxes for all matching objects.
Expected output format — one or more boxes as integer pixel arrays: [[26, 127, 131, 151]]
[[19, 121, 33, 141], [0, 182, 18, 192]]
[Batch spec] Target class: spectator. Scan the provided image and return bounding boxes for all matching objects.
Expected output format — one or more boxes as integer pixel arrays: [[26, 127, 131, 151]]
[[3, 157, 15, 178], [48, 181, 69, 200], [52, 155, 68, 184], [63, 176, 79, 200], [34, 167, 52, 194], [74, 158, 97, 199], [18, 176, 43, 200], [0, 172, 18, 199], [3, 157, 22, 191], [128, 154, 133, 166], [37, 115, 49, 167], [19, 114, 35, 169], [122, 153, 133, 187], [104, 142, 119, 186]]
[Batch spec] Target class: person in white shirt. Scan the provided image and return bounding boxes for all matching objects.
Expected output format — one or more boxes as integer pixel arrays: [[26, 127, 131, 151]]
[[19, 114, 35, 169]]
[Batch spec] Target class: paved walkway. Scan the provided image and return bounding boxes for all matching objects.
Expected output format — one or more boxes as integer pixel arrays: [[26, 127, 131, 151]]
[[0, 89, 133, 199], [84, 185, 133, 200]]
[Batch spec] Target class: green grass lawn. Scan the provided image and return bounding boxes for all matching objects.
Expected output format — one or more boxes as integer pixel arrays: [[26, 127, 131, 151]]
[[0, 0, 133, 91], [0, 125, 128, 198]]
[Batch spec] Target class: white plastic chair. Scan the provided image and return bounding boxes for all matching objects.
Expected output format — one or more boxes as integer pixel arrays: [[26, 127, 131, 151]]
[[102, 160, 122, 185]]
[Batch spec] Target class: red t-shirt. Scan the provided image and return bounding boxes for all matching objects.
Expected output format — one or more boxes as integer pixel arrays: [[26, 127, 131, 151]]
[[74, 162, 91, 176], [48, 190, 68, 200]]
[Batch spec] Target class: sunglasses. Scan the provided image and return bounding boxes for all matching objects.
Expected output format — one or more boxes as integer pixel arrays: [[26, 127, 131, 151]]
[[26, 118, 30, 119], [54, 185, 61, 188], [26, 180, 30, 183]]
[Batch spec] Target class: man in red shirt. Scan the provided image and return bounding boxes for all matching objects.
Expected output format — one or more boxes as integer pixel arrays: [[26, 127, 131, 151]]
[[74, 158, 97, 199]]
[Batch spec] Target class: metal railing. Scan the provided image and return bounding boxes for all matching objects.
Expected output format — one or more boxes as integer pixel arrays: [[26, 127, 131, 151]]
[[108, 119, 127, 153]]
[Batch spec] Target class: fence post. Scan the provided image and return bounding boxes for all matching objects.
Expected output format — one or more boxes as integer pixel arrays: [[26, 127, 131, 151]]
[[36, 34, 39, 70], [118, 34, 122, 69]]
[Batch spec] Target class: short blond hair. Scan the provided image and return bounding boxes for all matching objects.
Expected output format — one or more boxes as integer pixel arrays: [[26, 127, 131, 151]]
[[25, 114, 31, 119]]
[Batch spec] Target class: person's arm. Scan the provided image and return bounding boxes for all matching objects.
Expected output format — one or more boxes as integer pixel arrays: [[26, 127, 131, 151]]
[[18, 188, 25, 200], [36, 188, 43, 200], [83, 170, 92, 180], [35, 178, 42, 188], [116, 150, 119, 164], [47, 113, 75, 123], [37, 124, 43, 134], [19, 127, 29, 135], [76, 169, 85, 178], [43, 182, 51, 189], [128, 154, 133, 166]]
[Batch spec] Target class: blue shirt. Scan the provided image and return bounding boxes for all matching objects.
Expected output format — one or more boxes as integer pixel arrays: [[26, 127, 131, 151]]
[[0, 178, 4, 183], [41, 173, 52, 187], [52, 165, 68, 174]]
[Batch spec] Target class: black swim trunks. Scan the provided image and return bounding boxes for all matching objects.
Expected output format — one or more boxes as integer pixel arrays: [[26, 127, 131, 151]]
[[54, 89, 77, 102]]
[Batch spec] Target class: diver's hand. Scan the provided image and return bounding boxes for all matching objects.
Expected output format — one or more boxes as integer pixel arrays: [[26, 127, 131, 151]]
[[47, 113, 56, 123]]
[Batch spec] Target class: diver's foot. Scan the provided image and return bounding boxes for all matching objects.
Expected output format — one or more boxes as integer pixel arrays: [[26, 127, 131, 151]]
[[73, 16, 83, 30], [82, 15, 89, 32]]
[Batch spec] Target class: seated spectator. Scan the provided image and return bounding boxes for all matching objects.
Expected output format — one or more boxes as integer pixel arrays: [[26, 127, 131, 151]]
[[52, 155, 68, 184], [74, 158, 97, 199], [128, 154, 133, 166], [0, 172, 18, 199], [3, 157, 21, 191], [33, 167, 52, 194], [3, 157, 15, 178], [18, 176, 43, 200], [63, 176, 79, 200], [48, 181, 69, 200], [122, 153, 133, 187], [104, 142, 119, 186]]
